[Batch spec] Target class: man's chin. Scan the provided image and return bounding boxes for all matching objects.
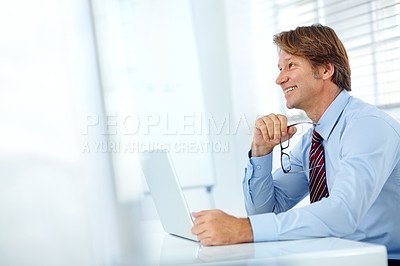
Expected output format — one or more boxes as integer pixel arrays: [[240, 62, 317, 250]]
[[284, 94, 296, 109], [285, 102, 295, 109]]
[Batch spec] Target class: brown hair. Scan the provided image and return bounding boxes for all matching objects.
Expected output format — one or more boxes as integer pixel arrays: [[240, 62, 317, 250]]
[[273, 24, 351, 91]]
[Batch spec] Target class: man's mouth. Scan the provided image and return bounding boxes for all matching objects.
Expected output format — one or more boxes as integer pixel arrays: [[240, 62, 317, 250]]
[[284, 86, 297, 94]]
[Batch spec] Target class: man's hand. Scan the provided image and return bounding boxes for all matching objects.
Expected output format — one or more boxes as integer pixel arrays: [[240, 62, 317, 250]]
[[251, 113, 296, 157], [191, 210, 253, 246]]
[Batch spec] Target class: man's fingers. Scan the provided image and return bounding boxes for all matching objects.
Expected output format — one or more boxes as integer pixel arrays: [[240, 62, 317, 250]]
[[192, 222, 213, 246], [193, 216, 205, 226], [200, 238, 212, 246], [191, 224, 206, 235], [255, 114, 287, 144], [277, 114, 288, 137], [195, 229, 209, 241], [192, 211, 207, 218], [192, 211, 200, 218], [264, 114, 287, 142], [280, 125, 298, 143], [264, 114, 279, 142], [288, 126, 297, 137], [261, 115, 278, 142], [255, 118, 270, 142], [195, 230, 214, 246]]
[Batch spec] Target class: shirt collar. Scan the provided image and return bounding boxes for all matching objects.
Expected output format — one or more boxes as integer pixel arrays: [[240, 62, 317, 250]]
[[315, 89, 351, 140]]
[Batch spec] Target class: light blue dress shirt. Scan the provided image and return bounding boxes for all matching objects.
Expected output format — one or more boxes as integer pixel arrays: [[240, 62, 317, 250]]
[[243, 90, 400, 259]]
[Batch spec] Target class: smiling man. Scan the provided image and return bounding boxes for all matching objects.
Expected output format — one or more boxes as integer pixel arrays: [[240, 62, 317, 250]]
[[191, 24, 400, 263]]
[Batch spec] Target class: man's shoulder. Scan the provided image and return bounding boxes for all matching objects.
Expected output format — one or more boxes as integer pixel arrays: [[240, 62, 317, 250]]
[[344, 96, 400, 134], [346, 96, 377, 113]]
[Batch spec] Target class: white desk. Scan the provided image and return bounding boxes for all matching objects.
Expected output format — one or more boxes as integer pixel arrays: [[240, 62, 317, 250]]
[[140, 220, 388, 266]]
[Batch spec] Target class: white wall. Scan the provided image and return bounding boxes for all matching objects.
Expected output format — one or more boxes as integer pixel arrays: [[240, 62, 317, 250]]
[[189, 0, 246, 216], [0, 1, 134, 265]]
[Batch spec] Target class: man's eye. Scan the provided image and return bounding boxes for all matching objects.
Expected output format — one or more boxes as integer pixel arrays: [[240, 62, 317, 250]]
[[289, 63, 295, 68]]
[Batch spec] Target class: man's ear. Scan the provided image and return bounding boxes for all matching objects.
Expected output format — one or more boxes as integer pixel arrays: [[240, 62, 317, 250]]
[[321, 62, 335, 80]]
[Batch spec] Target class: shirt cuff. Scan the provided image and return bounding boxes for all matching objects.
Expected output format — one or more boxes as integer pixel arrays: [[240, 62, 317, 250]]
[[249, 213, 279, 242], [249, 152, 273, 178]]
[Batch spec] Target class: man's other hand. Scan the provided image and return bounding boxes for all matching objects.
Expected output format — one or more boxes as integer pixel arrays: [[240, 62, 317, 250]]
[[251, 113, 296, 157], [191, 209, 253, 246]]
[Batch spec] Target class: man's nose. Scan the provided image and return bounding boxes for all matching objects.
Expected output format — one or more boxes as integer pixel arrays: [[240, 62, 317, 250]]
[[275, 70, 288, 85]]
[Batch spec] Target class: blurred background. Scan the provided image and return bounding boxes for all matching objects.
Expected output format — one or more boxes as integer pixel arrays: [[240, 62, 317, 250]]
[[1, 0, 399, 265]]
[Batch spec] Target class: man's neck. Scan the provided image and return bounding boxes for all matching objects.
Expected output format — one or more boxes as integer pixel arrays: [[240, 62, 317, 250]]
[[305, 85, 342, 123]]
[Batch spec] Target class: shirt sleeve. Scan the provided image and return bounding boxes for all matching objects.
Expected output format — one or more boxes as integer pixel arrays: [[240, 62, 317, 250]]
[[242, 151, 274, 215], [243, 148, 309, 216], [247, 116, 400, 242]]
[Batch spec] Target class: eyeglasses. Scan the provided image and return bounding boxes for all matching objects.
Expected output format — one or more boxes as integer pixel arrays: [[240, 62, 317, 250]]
[[280, 122, 321, 174]]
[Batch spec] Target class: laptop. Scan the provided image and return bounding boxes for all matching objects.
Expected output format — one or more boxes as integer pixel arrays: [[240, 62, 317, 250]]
[[139, 150, 198, 242]]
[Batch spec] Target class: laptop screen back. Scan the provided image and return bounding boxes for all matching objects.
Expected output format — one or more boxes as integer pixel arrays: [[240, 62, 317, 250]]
[[139, 150, 198, 241]]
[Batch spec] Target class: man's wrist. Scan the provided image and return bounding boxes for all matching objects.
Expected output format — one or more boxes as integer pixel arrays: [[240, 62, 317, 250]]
[[239, 218, 254, 243], [251, 142, 273, 157]]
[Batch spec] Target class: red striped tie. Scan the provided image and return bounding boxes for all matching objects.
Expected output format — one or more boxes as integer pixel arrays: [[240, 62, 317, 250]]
[[309, 129, 329, 203]]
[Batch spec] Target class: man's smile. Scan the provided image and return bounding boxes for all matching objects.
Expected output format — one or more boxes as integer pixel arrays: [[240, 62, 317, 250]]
[[284, 86, 297, 94]]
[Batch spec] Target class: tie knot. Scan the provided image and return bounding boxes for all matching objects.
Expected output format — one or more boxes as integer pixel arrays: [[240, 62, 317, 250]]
[[312, 129, 323, 143]]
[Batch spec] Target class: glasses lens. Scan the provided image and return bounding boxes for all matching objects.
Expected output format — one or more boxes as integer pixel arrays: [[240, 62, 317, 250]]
[[280, 138, 289, 149], [281, 122, 316, 174], [281, 153, 291, 172]]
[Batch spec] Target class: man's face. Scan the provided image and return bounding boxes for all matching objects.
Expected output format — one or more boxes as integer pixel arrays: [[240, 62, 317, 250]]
[[275, 50, 323, 111]]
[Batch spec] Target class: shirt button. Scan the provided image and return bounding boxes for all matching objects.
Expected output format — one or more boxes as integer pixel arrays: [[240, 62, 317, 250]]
[[257, 165, 261, 169]]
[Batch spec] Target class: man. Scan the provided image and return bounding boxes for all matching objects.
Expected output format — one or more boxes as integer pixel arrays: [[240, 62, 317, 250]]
[[191, 24, 400, 261]]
